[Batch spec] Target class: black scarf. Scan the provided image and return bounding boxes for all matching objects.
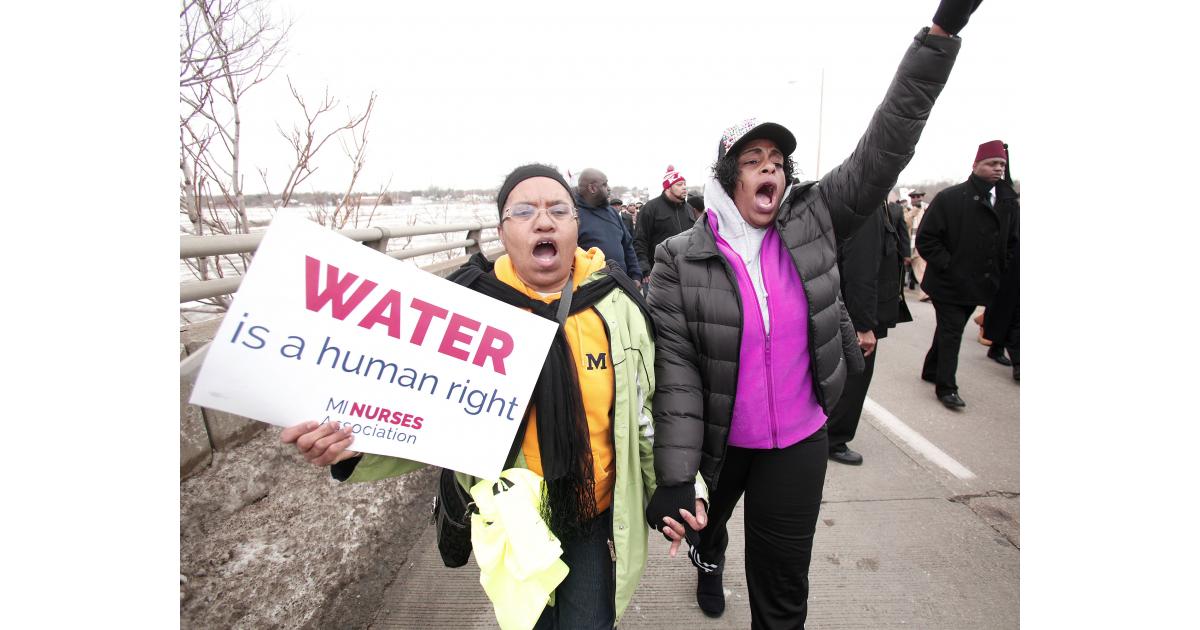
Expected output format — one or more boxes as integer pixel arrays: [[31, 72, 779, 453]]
[[447, 254, 647, 541]]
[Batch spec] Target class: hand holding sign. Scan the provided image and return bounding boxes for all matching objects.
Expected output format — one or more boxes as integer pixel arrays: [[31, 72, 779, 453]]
[[281, 420, 359, 467]]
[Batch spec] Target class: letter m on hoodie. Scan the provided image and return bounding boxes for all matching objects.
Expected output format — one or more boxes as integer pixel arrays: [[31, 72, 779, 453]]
[[305, 255, 378, 320]]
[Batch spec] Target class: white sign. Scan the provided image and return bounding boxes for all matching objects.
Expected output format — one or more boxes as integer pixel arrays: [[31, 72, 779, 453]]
[[190, 215, 557, 479]]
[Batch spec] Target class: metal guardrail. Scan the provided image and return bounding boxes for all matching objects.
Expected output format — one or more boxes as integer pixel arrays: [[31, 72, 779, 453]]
[[180, 220, 501, 303]]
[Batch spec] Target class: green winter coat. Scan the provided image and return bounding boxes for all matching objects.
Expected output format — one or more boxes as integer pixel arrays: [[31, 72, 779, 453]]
[[343, 267, 692, 624]]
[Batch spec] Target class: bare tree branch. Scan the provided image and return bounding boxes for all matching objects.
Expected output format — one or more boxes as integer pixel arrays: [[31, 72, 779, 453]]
[[180, 0, 385, 318]]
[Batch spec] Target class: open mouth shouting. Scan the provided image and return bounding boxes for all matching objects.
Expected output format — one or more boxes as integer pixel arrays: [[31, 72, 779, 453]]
[[531, 238, 561, 267], [754, 182, 778, 212]]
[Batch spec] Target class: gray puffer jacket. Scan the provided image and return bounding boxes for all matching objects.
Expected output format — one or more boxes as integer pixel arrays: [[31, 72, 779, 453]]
[[648, 28, 961, 488]]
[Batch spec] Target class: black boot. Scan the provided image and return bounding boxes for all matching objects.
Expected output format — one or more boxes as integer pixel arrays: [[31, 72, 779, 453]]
[[696, 569, 725, 618]]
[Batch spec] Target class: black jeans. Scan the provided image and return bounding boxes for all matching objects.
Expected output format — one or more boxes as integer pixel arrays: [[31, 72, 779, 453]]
[[827, 345, 878, 449], [922, 300, 975, 396], [697, 428, 828, 629], [533, 509, 615, 630]]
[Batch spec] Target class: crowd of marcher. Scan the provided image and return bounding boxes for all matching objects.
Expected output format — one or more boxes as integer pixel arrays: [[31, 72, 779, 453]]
[[277, 1, 1018, 628]]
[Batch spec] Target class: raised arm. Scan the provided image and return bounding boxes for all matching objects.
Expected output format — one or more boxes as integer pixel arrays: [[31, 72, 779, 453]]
[[818, 0, 981, 238]]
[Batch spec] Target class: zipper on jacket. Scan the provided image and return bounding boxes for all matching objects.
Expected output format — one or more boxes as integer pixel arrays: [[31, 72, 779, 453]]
[[710, 220, 775, 449], [765, 330, 778, 448], [762, 253, 778, 449]]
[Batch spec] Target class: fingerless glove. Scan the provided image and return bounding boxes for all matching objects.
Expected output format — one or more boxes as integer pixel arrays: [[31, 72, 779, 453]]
[[645, 483, 699, 544], [932, 0, 983, 35]]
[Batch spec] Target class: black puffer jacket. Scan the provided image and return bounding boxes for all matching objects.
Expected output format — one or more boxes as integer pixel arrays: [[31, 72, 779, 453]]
[[648, 28, 960, 488]]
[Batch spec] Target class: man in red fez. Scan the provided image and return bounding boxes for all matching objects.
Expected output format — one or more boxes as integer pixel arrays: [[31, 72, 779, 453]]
[[915, 139, 1020, 409]]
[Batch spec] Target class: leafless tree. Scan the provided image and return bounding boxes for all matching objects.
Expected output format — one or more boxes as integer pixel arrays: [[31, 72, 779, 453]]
[[180, 0, 288, 234], [258, 81, 379, 229], [179, 0, 381, 321], [180, 0, 290, 316]]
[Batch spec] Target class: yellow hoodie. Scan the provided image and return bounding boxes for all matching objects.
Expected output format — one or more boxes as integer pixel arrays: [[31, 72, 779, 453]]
[[493, 247, 616, 513]]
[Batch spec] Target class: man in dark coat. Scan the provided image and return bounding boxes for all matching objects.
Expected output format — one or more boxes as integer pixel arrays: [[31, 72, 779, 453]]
[[634, 165, 692, 283], [575, 168, 643, 281], [916, 140, 1019, 409], [827, 200, 914, 465]]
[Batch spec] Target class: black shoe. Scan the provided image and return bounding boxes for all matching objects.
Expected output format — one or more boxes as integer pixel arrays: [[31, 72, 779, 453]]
[[921, 373, 936, 383], [829, 446, 863, 465], [938, 392, 967, 409], [697, 570, 725, 617], [987, 348, 1012, 366]]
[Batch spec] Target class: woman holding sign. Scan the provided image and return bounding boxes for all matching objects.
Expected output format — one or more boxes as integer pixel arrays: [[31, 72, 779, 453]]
[[283, 164, 703, 630], [641, 1, 983, 626]]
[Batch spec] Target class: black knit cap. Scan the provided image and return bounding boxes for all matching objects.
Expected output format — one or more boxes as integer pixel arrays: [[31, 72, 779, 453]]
[[496, 164, 573, 218]]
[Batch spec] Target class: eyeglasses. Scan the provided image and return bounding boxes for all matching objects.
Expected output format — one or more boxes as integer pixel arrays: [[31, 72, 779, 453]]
[[501, 203, 577, 223]]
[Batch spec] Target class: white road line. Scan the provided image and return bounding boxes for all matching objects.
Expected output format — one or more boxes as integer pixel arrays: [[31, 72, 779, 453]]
[[863, 397, 977, 480]]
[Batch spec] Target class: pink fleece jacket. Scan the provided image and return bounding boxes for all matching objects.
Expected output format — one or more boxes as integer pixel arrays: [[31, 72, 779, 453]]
[[709, 211, 827, 449]]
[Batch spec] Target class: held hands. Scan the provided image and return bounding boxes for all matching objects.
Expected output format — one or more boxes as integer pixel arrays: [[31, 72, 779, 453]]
[[280, 420, 360, 467], [932, 0, 983, 35], [662, 499, 709, 560], [645, 484, 712, 572]]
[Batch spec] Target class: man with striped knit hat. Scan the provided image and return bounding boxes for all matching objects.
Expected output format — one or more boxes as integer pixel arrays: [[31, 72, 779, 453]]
[[634, 165, 695, 288]]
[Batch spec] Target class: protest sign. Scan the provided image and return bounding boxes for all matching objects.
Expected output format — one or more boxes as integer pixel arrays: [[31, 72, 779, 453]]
[[190, 215, 557, 479]]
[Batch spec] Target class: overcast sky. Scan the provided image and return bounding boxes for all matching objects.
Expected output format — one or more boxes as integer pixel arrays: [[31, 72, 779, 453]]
[[231, 0, 1023, 195]]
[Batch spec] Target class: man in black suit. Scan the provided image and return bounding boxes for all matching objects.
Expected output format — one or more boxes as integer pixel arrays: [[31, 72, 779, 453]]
[[828, 200, 913, 464], [916, 140, 1020, 409]]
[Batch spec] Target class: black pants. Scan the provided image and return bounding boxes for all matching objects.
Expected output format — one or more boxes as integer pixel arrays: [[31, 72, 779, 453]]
[[1005, 305, 1019, 367], [827, 345, 878, 449], [992, 304, 1020, 367], [921, 300, 975, 396], [697, 428, 828, 629]]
